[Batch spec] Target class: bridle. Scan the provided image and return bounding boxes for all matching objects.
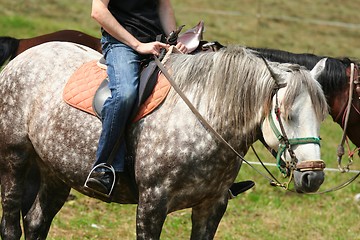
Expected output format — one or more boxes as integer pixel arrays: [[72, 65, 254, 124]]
[[261, 62, 360, 194], [258, 87, 360, 194], [261, 58, 326, 180], [336, 63, 360, 172], [267, 92, 325, 176]]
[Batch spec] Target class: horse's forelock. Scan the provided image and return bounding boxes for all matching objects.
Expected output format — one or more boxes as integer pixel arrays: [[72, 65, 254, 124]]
[[282, 69, 328, 121]]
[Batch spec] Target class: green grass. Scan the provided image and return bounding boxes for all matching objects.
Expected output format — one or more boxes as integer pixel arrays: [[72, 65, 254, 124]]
[[1, 0, 360, 239]]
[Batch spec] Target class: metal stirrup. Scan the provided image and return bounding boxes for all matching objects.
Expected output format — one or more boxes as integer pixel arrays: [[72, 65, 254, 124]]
[[84, 163, 116, 196]]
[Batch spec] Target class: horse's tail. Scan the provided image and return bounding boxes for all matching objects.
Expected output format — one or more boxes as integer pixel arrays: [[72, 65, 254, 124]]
[[0, 36, 20, 67]]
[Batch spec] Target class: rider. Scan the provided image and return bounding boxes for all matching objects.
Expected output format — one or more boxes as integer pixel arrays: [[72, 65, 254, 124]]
[[85, 0, 187, 195], [85, 0, 254, 197]]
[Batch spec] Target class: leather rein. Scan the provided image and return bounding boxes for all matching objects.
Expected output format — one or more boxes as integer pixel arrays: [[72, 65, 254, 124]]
[[336, 63, 360, 172]]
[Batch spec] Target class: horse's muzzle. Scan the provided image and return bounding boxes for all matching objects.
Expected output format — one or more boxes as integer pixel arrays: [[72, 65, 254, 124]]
[[293, 160, 326, 193]]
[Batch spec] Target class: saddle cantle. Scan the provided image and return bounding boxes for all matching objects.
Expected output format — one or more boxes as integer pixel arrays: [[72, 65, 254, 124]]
[[178, 20, 204, 53]]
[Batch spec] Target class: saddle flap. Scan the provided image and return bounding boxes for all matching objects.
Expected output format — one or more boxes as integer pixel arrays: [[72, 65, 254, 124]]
[[92, 78, 111, 119], [138, 61, 159, 109], [64, 60, 171, 122]]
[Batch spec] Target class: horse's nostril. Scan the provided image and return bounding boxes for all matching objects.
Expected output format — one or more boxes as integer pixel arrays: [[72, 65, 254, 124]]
[[294, 170, 325, 193], [301, 172, 311, 187]]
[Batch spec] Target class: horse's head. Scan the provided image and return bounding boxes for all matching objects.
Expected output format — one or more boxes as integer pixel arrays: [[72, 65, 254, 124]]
[[261, 58, 328, 193]]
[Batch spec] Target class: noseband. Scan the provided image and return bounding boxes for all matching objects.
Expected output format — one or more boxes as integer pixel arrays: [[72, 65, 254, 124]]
[[268, 90, 325, 176]]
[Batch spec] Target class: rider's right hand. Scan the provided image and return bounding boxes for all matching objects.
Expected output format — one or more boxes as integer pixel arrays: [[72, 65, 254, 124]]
[[135, 42, 170, 56]]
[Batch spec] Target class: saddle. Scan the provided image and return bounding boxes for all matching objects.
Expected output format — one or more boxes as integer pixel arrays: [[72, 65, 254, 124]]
[[178, 20, 204, 53], [93, 59, 165, 121], [63, 49, 177, 122], [63, 21, 206, 122]]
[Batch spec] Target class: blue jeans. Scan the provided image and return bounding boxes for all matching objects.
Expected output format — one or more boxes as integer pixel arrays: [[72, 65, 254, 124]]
[[93, 33, 141, 171]]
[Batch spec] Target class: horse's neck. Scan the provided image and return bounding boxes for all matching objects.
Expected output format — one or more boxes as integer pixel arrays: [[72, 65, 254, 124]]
[[344, 123, 360, 147], [341, 90, 360, 147], [328, 87, 348, 123]]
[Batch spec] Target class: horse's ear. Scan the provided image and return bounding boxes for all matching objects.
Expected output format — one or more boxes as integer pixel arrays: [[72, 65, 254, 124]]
[[260, 56, 282, 83], [310, 58, 327, 80]]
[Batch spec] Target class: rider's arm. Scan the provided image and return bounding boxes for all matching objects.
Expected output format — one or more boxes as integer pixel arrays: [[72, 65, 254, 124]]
[[91, 0, 168, 55], [158, 0, 177, 36], [158, 0, 187, 53]]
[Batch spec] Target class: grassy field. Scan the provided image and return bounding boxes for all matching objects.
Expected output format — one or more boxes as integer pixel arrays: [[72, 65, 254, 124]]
[[1, 0, 360, 239]]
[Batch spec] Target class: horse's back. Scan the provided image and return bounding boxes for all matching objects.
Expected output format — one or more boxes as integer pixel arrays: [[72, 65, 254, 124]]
[[0, 42, 103, 181], [0, 42, 101, 117], [1, 41, 100, 88], [0, 42, 99, 123]]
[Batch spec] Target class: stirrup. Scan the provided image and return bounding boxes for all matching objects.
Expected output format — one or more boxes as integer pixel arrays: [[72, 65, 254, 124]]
[[84, 163, 116, 197]]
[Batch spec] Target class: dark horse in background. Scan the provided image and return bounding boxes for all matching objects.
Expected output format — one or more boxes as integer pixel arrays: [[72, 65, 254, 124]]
[[1, 30, 359, 151], [0, 30, 101, 66]]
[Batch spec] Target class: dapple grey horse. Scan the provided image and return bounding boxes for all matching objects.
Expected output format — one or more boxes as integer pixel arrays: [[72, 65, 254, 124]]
[[0, 42, 328, 239]]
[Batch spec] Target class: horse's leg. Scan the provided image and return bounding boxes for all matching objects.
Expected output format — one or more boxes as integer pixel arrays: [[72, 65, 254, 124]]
[[22, 173, 71, 240], [190, 196, 228, 240], [136, 195, 168, 240], [0, 144, 32, 240], [21, 160, 41, 217], [1, 181, 23, 240]]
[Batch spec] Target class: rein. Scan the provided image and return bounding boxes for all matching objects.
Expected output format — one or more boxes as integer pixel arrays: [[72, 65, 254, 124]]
[[155, 53, 359, 194], [336, 63, 360, 172]]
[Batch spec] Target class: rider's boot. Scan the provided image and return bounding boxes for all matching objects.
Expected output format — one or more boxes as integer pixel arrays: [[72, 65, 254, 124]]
[[228, 180, 255, 199]]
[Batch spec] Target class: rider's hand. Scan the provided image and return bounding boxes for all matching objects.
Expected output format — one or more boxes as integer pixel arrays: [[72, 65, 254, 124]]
[[135, 42, 169, 56], [176, 42, 188, 54]]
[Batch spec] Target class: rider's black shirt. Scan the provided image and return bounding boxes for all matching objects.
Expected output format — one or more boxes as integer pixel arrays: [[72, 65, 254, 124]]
[[107, 0, 164, 43]]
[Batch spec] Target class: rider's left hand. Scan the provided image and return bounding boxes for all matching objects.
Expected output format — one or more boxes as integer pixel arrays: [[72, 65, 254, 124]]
[[176, 42, 188, 54]]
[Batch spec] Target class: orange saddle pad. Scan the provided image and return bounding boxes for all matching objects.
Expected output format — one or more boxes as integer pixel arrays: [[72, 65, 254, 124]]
[[63, 60, 171, 122]]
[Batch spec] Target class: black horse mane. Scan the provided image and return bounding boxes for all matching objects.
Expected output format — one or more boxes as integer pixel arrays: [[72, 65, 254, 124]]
[[0, 36, 20, 67], [249, 47, 357, 97]]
